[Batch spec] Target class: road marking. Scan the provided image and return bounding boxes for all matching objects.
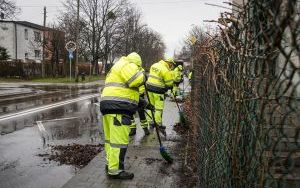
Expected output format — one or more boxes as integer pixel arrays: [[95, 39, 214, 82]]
[[42, 117, 79, 122], [0, 94, 99, 122], [36, 121, 46, 132]]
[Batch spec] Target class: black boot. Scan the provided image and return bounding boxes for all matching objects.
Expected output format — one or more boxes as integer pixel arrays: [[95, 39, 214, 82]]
[[108, 171, 134, 180], [129, 128, 136, 136], [143, 127, 150, 135]]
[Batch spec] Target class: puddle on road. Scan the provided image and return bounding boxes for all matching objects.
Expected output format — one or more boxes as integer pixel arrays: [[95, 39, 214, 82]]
[[0, 96, 101, 135], [0, 97, 104, 188], [0, 84, 101, 115], [38, 108, 103, 146], [0, 86, 38, 96]]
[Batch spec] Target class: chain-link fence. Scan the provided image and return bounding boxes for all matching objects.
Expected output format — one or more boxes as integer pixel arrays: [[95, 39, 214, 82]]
[[188, 0, 300, 187]]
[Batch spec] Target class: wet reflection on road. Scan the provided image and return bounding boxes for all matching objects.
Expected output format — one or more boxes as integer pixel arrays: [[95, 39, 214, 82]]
[[0, 84, 100, 115], [0, 95, 103, 188]]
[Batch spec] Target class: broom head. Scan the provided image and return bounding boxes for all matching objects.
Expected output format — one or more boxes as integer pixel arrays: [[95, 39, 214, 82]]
[[160, 146, 173, 163]]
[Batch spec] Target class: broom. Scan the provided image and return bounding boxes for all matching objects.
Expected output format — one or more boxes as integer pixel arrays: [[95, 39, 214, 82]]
[[172, 91, 187, 126], [144, 85, 173, 163]]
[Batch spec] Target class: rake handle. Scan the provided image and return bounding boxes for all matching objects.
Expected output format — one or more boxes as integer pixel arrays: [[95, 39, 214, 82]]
[[172, 91, 181, 112], [144, 84, 163, 147]]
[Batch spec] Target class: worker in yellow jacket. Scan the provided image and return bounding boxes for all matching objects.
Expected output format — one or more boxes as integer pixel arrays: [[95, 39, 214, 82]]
[[100, 52, 145, 180], [173, 65, 183, 97], [146, 57, 175, 136], [188, 71, 193, 82]]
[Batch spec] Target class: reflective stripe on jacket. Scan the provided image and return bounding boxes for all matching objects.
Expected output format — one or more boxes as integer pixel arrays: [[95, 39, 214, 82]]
[[146, 60, 174, 94], [100, 57, 145, 116]]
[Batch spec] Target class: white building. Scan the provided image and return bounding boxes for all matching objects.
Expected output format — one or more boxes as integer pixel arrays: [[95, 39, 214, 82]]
[[0, 21, 44, 62]]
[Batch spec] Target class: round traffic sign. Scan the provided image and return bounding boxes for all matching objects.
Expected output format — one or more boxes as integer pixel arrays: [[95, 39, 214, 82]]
[[65, 41, 76, 52]]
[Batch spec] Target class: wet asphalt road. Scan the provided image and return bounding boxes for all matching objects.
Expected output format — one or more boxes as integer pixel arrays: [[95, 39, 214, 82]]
[[0, 83, 103, 188], [0, 84, 100, 115], [0, 80, 189, 188]]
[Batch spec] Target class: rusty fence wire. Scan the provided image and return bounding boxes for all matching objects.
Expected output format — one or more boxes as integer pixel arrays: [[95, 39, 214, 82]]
[[189, 0, 300, 187]]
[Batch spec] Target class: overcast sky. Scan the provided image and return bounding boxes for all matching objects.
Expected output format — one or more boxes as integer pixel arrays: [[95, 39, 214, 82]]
[[15, 0, 230, 56]]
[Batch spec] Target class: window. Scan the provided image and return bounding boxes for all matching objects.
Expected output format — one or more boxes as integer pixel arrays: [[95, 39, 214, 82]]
[[25, 53, 28, 59], [34, 50, 40, 59], [34, 31, 41, 42], [24, 29, 28, 40]]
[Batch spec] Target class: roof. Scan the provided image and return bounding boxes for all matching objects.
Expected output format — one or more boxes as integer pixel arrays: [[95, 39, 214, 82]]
[[0, 20, 49, 31]]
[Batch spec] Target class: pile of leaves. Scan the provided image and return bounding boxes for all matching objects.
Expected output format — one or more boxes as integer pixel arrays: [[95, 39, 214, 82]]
[[169, 96, 184, 103], [38, 143, 103, 168], [173, 123, 189, 135]]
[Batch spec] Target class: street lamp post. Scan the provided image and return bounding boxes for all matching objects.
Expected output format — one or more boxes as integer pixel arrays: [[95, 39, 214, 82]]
[[75, 0, 79, 82], [105, 11, 116, 75]]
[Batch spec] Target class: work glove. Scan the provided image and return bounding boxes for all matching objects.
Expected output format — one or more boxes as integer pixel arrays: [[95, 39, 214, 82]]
[[138, 96, 155, 111], [145, 103, 155, 111], [164, 93, 169, 98], [139, 93, 145, 98], [180, 75, 184, 83], [138, 97, 148, 109]]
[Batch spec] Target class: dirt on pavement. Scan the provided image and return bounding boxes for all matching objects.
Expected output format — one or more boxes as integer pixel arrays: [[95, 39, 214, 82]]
[[37, 144, 103, 168]]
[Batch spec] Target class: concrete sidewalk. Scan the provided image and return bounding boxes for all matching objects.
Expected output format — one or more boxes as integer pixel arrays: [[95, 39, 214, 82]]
[[61, 100, 184, 188]]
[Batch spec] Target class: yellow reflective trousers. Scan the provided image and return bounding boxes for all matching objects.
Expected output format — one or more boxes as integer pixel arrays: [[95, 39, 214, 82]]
[[103, 114, 131, 175], [147, 91, 165, 126]]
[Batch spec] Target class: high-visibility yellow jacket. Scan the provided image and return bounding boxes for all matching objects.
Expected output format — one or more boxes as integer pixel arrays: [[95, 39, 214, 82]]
[[173, 66, 183, 84], [188, 71, 193, 80], [139, 85, 145, 95], [146, 60, 174, 94], [100, 54, 145, 116]]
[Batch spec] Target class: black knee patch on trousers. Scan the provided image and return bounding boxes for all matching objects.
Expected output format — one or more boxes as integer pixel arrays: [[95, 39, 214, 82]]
[[121, 115, 132, 125], [119, 148, 127, 170]]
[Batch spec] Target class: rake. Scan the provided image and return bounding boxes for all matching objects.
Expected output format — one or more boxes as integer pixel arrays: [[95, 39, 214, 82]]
[[171, 91, 187, 126], [144, 86, 173, 163]]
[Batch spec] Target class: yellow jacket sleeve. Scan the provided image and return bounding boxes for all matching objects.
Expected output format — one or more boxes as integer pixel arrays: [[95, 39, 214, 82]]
[[120, 63, 145, 88], [173, 68, 182, 83], [162, 69, 174, 87]]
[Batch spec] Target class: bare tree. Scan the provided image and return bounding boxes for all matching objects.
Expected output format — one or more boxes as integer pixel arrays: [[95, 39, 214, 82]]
[[177, 25, 210, 61], [59, 0, 165, 73], [59, 0, 129, 75], [0, 0, 19, 19], [114, 7, 165, 69], [45, 24, 66, 77]]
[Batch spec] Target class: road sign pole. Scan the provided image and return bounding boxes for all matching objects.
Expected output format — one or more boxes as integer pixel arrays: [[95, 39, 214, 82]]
[[90, 61, 92, 76], [65, 41, 76, 82], [70, 57, 72, 81]]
